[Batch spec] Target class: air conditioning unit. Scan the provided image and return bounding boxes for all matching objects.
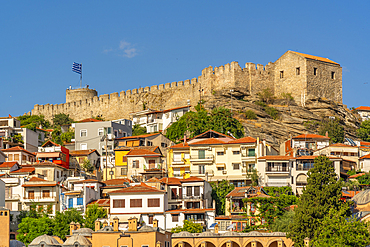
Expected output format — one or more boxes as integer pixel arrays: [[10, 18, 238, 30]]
[[222, 170, 227, 174]]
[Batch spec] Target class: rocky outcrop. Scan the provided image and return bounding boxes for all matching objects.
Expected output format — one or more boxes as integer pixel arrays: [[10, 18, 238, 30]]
[[202, 89, 360, 148]]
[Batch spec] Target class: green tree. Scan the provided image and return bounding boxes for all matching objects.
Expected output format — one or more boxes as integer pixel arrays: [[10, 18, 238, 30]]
[[60, 129, 75, 143], [52, 113, 74, 127], [245, 168, 259, 186], [257, 88, 275, 104], [356, 173, 370, 185], [53, 209, 84, 240], [165, 107, 244, 142], [18, 115, 51, 130], [82, 159, 94, 172], [51, 127, 63, 145], [17, 216, 54, 245], [171, 220, 203, 233], [312, 208, 370, 247], [211, 180, 235, 215], [84, 204, 108, 230], [245, 110, 257, 120], [318, 117, 344, 143], [271, 210, 295, 233], [288, 156, 349, 246], [357, 120, 370, 142], [132, 124, 147, 136]]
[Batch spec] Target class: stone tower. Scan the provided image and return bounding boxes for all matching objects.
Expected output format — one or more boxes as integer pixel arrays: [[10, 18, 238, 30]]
[[66, 87, 98, 103]]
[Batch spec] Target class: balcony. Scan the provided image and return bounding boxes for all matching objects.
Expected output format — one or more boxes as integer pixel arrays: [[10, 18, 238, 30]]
[[170, 195, 183, 201], [189, 154, 214, 164], [5, 194, 20, 201], [265, 166, 289, 174], [172, 158, 185, 165], [182, 194, 204, 201], [23, 196, 57, 202], [266, 182, 290, 187]]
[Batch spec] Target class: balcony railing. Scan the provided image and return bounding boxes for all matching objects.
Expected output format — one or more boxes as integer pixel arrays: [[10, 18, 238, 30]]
[[266, 167, 289, 172], [296, 181, 308, 186], [266, 182, 290, 187], [24, 196, 56, 201], [172, 158, 185, 164], [183, 194, 204, 200], [170, 195, 183, 200], [5, 194, 20, 200], [190, 155, 213, 160], [296, 166, 312, 171]]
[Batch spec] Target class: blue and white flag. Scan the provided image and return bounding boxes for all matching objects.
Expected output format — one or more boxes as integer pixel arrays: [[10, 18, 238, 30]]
[[72, 62, 82, 74]]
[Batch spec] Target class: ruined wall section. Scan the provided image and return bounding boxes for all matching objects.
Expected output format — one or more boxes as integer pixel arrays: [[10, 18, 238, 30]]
[[306, 60, 342, 103], [244, 62, 275, 96]]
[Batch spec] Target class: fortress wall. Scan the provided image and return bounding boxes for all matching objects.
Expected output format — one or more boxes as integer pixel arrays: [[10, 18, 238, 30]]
[[244, 62, 275, 95]]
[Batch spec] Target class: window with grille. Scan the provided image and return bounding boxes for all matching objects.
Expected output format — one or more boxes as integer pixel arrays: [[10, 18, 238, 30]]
[[186, 186, 192, 196], [172, 214, 179, 222], [194, 186, 200, 196], [77, 197, 83, 205], [233, 163, 240, 170], [28, 191, 34, 199], [121, 167, 127, 175], [130, 199, 142, 208], [132, 160, 139, 168], [148, 198, 160, 207], [80, 129, 87, 137], [42, 190, 50, 198], [113, 199, 125, 208], [233, 150, 240, 155]]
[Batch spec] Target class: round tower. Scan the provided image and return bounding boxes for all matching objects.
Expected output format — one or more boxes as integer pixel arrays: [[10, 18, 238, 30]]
[[66, 87, 98, 103]]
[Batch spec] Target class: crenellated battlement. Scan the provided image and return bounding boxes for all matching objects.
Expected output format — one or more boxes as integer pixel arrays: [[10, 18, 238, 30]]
[[31, 51, 343, 121]]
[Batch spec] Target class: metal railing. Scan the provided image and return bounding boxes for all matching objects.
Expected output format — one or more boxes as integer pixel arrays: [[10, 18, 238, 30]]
[[182, 194, 204, 200], [5, 194, 20, 200], [265, 167, 289, 172], [190, 155, 214, 160], [24, 196, 56, 200], [266, 182, 290, 187]]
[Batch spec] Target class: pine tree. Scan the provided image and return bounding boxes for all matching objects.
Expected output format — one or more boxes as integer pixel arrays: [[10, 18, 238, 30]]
[[287, 156, 349, 246]]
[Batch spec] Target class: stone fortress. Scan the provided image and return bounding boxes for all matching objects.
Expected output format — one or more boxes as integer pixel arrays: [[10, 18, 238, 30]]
[[31, 51, 342, 121]]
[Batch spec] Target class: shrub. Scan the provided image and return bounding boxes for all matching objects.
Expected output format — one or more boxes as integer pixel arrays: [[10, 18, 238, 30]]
[[257, 88, 275, 104], [245, 110, 257, 119], [281, 92, 294, 106], [255, 101, 267, 107], [265, 106, 279, 120]]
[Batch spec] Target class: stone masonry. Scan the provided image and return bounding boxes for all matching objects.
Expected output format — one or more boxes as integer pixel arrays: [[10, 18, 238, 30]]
[[31, 51, 342, 121]]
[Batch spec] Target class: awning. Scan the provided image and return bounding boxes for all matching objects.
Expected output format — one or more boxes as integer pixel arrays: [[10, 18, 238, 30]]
[[36, 152, 60, 158], [216, 163, 225, 168], [110, 214, 141, 223]]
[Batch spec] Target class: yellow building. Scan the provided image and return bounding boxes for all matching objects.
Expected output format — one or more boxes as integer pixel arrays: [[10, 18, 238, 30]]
[[167, 130, 277, 186]]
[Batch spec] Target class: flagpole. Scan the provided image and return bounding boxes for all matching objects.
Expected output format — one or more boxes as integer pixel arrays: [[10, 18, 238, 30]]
[[80, 64, 82, 88]]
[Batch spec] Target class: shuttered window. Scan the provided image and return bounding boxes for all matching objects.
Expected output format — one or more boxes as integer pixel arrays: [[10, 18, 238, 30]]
[[130, 199, 142, 208], [113, 199, 125, 208], [194, 186, 200, 196], [148, 198, 160, 207], [186, 186, 192, 196], [42, 190, 50, 198]]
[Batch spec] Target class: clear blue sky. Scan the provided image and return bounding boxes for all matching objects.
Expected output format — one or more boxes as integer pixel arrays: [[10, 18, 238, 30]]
[[1, 1, 369, 117]]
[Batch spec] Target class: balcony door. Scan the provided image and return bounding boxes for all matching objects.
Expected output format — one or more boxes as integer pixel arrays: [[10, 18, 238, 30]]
[[198, 150, 205, 159], [149, 160, 156, 169], [28, 191, 34, 199]]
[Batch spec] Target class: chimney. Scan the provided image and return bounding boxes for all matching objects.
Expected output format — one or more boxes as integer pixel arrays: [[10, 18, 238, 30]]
[[128, 217, 138, 231], [113, 217, 119, 231], [153, 218, 158, 228], [69, 222, 76, 235], [102, 220, 108, 228], [214, 223, 219, 234], [95, 220, 101, 231]]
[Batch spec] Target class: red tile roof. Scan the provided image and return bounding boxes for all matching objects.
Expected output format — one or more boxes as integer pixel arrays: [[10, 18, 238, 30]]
[[226, 186, 269, 198], [342, 191, 361, 198], [41, 140, 60, 147], [78, 118, 103, 122], [181, 177, 204, 183], [88, 199, 110, 207], [166, 208, 215, 214], [356, 106, 370, 111], [170, 142, 190, 149], [28, 177, 47, 182], [109, 183, 165, 194], [10, 166, 35, 174], [290, 51, 340, 65], [162, 106, 191, 113], [69, 149, 99, 156], [329, 143, 354, 147], [126, 149, 161, 156], [103, 178, 132, 185], [186, 130, 234, 142], [293, 134, 330, 140], [23, 182, 57, 187], [160, 177, 182, 186], [146, 177, 160, 183], [258, 155, 293, 161], [2, 146, 35, 156], [0, 161, 18, 168], [227, 136, 257, 144], [73, 179, 103, 184], [116, 133, 160, 140], [349, 173, 366, 179], [190, 138, 226, 145], [360, 154, 370, 160]]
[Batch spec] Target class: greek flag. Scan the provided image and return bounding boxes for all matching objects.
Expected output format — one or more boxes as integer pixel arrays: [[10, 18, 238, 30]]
[[72, 62, 82, 74]]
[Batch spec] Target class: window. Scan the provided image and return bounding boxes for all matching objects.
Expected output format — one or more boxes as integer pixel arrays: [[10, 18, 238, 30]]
[[172, 214, 179, 222], [314, 68, 317, 75], [194, 186, 200, 196], [199, 165, 205, 174], [132, 160, 139, 168], [280, 71, 284, 78], [148, 198, 160, 207], [80, 143, 87, 150], [248, 148, 255, 157], [98, 128, 104, 136], [114, 130, 118, 138], [147, 141, 153, 146], [186, 186, 192, 196], [217, 167, 224, 171], [7, 154, 13, 161], [113, 199, 125, 208], [331, 71, 335, 79], [80, 129, 87, 137], [121, 167, 127, 176], [233, 150, 240, 155], [22, 155, 26, 161], [250, 203, 256, 213], [42, 190, 50, 198], [233, 163, 240, 170], [217, 152, 224, 156], [198, 150, 205, 159], [148, 215, 154, 224], [161, 143, 168, 148], [14, 154, 19, 161], [77, 197, 83, 205], [296, 67, 300, 75], [28, 191, 35, 199], [56, 171, 59, 179], [130, 199, 142, 208]]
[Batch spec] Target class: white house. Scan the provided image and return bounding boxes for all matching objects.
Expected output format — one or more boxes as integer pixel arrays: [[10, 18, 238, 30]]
[[280, 134, 330, 156]]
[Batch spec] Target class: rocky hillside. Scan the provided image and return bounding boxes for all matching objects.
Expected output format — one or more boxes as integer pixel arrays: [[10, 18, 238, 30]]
[[202, 88, 361, 148]]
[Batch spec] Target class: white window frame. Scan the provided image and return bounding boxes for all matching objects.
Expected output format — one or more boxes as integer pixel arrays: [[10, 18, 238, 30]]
[[80, 129, 87, 137], [98, 128, 104, 136], [80, 143, 87, 150]]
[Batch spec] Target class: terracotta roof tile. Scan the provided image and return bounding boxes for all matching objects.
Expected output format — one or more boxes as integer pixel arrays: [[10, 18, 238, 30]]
[[186, 130, 234, 142], [258, 155, 293, 161], [28, 177, 47, 182], [88, 199, 110, 207], [166, 208, 215, 214], [160, 177, 182, 185], [226, 186, 269, 198], [189, 138, 226, 145], [0, 161, 18, 168], [293, 134, 330, 140], [227, 136, 257, 144], [10, 166, 35, 174], [170, 142, 190, 149], [146, 177, 160, 182], [69, 149, 99, 156], [360, 154, 370, 160], [162, 105, 191, 113], [181, 177, 204, 183], [73, 179, 103, 184], [356, 106, 370, 111], [103, 178, 132, 185], [342, 191, 361, 198], [108, 183, 165, 194], [2, 146, 35, 156], [41, 140, 60, 147], [23, 182, 57, 187], [290, 51, 340, 65], [349, 173, 366, 179], [78, 118, 103, 122], [126, 149, 161, 156], [330, 143, 354, 147]]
